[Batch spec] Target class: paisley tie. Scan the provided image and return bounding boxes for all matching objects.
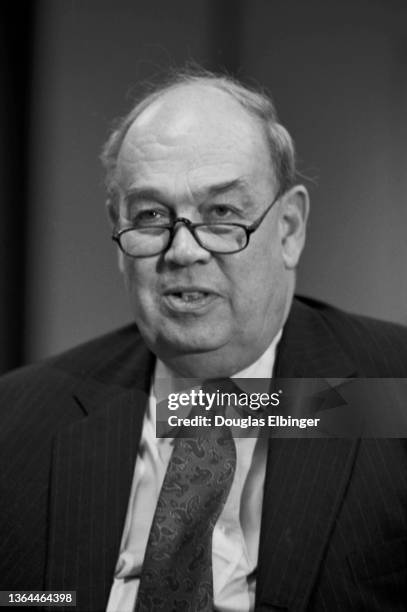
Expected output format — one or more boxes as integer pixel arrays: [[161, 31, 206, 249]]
[[135, 379, 237, 611]]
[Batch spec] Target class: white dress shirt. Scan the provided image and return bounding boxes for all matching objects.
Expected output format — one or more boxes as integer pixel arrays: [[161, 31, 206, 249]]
[[107, 332, 281, 612]]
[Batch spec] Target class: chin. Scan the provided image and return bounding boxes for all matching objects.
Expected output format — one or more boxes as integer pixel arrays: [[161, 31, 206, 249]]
[[135, 309, 233, 359], [151, 321, 230, 358], [159, 332, 225, 355]]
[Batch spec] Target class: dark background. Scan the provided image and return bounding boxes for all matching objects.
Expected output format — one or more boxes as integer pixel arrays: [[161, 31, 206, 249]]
[[1, 0, 406, 374]]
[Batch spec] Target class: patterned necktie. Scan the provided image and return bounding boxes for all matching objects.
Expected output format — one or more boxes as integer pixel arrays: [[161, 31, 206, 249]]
[[135, 379, 237, 612]]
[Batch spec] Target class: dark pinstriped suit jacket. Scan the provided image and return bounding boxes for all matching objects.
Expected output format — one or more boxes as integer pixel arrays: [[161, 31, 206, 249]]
[[0, 296, 406, 611]]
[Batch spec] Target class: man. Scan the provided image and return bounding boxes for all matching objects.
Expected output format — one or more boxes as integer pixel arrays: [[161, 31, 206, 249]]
[[0, 69, 406, 611]]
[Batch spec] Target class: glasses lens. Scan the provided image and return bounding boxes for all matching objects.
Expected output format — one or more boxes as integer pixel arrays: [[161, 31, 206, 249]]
[[119, 227, 170, 256], [196, 225, 248, 253], [117, 224, 248, 256]]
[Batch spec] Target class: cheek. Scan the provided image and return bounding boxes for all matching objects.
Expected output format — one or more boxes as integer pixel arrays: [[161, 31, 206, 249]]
[[122, 260, 157, 307], [227, 245, 283, 319], [233, 241, 276, 290]]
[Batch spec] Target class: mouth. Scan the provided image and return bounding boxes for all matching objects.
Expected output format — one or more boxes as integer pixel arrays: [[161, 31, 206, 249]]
[[162, 287, 219, 312]]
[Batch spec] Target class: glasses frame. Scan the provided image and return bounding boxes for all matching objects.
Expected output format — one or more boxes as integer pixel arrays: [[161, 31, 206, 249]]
[[112, 191, 282, 257]]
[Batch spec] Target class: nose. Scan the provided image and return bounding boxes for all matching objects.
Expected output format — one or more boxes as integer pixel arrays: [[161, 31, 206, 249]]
[[163, 222, 211, 266]]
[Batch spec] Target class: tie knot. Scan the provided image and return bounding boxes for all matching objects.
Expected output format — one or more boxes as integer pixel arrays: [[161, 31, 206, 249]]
[[201, 378, 240, 418]]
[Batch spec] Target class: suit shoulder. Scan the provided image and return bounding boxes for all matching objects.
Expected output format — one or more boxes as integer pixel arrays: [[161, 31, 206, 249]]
[[45, 322, 144, 378], [297, 296, 407, 375], [0, 323, 144, 419], [1, 323, 141, 383]]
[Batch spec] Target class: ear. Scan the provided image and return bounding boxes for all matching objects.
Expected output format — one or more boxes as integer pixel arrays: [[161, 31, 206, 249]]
[[105, 198, 125, 273], [278, 185, 310, 269]]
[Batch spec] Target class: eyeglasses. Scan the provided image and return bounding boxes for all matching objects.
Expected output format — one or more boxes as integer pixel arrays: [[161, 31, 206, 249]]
[[112, 192, 281, 257]]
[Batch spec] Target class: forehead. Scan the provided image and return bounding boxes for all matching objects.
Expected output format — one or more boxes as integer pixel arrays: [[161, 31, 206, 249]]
[[116, 85, 275, 197]]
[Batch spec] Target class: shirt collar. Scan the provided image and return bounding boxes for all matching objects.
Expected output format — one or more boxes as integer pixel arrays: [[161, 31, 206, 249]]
[[149, 330, 282, 440], [153, 329, 282, 400]]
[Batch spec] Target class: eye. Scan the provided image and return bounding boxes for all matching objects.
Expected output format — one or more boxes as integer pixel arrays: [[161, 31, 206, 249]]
[[206, 204, 239, 221], [131, 207, 170, 226]]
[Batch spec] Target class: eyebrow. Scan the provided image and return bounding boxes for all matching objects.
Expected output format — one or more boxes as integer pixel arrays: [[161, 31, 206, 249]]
[[124, 178, 251, 205], [204, 178, 249, 198], [124, 187, 167, 204]]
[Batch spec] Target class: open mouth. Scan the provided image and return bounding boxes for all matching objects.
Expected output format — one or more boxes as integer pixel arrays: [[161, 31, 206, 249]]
[[169, 291, 210, 302], [162, 289, 217, 312]]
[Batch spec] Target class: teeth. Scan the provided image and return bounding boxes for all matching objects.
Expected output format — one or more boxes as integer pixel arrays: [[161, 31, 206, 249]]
[[174, 291, 207, 302]]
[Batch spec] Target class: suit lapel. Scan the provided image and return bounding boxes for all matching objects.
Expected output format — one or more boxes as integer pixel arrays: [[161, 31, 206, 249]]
[[45, 343, 154, 612], [255, 299, 359, 611]]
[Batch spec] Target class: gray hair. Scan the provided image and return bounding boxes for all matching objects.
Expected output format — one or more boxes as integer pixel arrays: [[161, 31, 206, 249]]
[[101, 67, 297, 197]]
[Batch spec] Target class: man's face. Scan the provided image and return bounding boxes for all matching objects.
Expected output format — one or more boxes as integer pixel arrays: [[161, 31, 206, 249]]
[[112, 86, 306, 376]]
